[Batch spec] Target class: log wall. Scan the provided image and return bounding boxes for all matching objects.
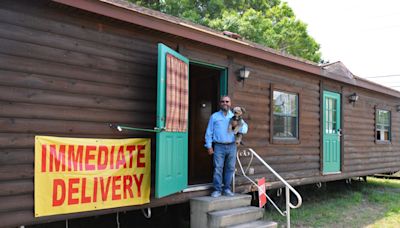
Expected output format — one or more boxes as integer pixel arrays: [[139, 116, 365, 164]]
[[0, 1, 162, 226], [1, 0, 400, 227]]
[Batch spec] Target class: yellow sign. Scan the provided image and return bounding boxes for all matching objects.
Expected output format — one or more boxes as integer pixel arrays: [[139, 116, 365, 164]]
[[34, 136, 151, 217]]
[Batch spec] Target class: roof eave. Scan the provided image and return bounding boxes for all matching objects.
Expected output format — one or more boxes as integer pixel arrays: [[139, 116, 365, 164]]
[[52, 0, 400, 98], [52, 0, 321, 76]]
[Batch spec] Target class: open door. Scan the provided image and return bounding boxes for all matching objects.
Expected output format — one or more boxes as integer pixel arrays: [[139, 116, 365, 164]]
[[155, 43, 189, 198]]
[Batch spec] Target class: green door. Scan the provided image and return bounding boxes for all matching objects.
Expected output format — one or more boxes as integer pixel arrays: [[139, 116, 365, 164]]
[[323, 91, 341, 173], [155, 43, 189, 198]]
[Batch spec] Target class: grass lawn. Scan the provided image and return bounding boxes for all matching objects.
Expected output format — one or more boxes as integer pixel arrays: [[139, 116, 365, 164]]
[[263, 177, 400, 227]]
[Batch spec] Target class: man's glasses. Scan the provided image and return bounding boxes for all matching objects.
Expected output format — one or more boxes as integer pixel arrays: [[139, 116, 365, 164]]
[[220, 100, 230, 103]]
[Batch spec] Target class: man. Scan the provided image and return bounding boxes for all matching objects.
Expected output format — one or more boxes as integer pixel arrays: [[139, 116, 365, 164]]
[[205, 96, 248, 197]]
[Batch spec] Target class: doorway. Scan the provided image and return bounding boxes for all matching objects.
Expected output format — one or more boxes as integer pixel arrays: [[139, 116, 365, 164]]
[[188, 63, 227, 185]]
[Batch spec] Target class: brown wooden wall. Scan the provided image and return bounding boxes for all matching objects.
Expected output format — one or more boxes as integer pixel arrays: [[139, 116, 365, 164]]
[[0, 1, 162, 227], [229, 54, 322, 190], [341, 85, 400, 173], [1, 0, 400, 227], [180, 36, 400, 192]]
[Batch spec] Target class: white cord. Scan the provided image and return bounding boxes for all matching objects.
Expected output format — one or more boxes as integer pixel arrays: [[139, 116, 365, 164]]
[[116, 212, 120, 228], [142, 208, 152, 219]]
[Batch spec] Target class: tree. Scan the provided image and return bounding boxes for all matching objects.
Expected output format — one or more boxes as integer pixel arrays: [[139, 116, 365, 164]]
[[131, 0, 321, 62]]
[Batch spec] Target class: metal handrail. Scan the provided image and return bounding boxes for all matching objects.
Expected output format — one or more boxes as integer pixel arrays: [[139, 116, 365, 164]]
[[236, 148, 303, 228], [248, 148, 302, 208]]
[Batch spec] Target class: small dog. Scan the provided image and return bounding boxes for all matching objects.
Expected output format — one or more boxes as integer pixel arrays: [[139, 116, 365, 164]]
[[228, 106, 246, 145]]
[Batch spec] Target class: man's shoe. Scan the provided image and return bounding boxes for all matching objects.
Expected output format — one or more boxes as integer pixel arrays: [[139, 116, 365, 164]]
[[211, 191, 221, 198], [223, 189, 235, 197]]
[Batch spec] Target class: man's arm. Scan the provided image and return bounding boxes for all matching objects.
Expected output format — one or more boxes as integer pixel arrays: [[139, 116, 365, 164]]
[[204, 115, 214, 149], [239, 120, 248, 134]]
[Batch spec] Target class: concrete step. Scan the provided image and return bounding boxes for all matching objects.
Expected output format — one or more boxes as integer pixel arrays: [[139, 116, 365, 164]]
[[190, 194, 252, 228], [227, 220, 278, 228], [208, 206, 264, 228], [191, 194, 252, 212]]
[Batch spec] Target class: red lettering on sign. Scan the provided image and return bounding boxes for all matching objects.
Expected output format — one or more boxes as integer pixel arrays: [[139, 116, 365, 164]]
[[97, 146, 108, 170], [67, 145, 83, 171], [109, 146, 115, 169], [123, 175, 133, 199], [68, 178, 80, 205], [50, 174, 145, 208], [116, 146, 126, 169], [133, 174, 144, 197], [112, 176, 122, 200], [52, 179, 66, 206], [100, 176, 112, 201], [93, 177, 98, 203], [85, 145, 96, 171], [81, 177, 91, 204], [50, 144, 66, 172], [41, 144, 47, 172], [137, 145, 145, 168], [126, 145, 135, 168]]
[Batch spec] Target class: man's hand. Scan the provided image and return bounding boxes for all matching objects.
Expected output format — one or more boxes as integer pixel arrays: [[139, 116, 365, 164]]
[[208, 147, 214, 155]]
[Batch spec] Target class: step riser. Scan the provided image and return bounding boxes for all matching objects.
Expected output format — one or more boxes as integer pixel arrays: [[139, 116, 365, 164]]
[[208, 207, 264, 228], [191, 195, 252, 212], [227, 220, 278, 228], [190, 195, 252, 228], [209, 211, 263, 228]]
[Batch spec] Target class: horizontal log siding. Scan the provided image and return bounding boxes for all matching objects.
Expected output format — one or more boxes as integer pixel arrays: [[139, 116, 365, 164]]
[[228, 56, 400, 191], [342, 86, 400, 173], [229, 57, 322, 185], [0, 2, 159, 227], [165, 21, 400, 194], [1, 1, 400, 227]]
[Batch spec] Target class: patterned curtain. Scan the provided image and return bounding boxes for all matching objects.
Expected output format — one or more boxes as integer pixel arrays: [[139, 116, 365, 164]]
[[165, 54, 188, 132]]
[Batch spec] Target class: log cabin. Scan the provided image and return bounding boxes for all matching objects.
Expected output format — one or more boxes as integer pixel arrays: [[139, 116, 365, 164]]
[[1, 0, 399, 227]]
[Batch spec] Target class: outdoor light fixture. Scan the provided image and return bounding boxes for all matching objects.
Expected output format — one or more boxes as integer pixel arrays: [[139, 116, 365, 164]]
[[348, 93, 359, 103], [238, 66, 250, 81], [396, 105, 400, 112]]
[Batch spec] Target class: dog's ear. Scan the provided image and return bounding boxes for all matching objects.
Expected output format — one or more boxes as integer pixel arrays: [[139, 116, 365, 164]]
[[240, 107, 246, 114]]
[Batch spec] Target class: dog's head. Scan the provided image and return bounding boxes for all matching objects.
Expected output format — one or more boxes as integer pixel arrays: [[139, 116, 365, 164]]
[[232, 106, 246, 120]]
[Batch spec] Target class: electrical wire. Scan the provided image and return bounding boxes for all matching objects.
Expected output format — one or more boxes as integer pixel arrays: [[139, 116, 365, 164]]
[[364, 74, 400, 79]]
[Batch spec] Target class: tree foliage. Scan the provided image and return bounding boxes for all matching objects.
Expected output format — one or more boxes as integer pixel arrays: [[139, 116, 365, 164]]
[[131, 0, 321, 62]]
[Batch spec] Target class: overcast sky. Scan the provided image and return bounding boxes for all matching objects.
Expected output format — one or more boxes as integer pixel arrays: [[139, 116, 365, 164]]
[[285, 0, 400, 91]]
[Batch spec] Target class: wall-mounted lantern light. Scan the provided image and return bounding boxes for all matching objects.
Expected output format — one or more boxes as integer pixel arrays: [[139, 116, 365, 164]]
[[348, 93, 359, 104], [238, 66, 250, 81], [396, 105, 400, 112]]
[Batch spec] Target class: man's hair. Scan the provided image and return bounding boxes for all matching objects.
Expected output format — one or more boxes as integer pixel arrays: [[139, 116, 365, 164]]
[[220, 95, 230, 101]]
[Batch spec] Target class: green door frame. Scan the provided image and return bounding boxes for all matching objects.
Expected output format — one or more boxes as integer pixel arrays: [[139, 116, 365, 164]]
[[322, 90, 342, 174]]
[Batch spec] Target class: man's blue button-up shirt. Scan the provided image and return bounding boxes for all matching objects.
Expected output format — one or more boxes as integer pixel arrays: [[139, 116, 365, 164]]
[[204, 110, 248, 149]]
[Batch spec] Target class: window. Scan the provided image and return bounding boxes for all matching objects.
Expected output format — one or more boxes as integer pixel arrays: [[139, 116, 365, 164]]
[[272, 91, 298, 140], [376, 109, 390, 142], [325, 97, 337, 134]]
